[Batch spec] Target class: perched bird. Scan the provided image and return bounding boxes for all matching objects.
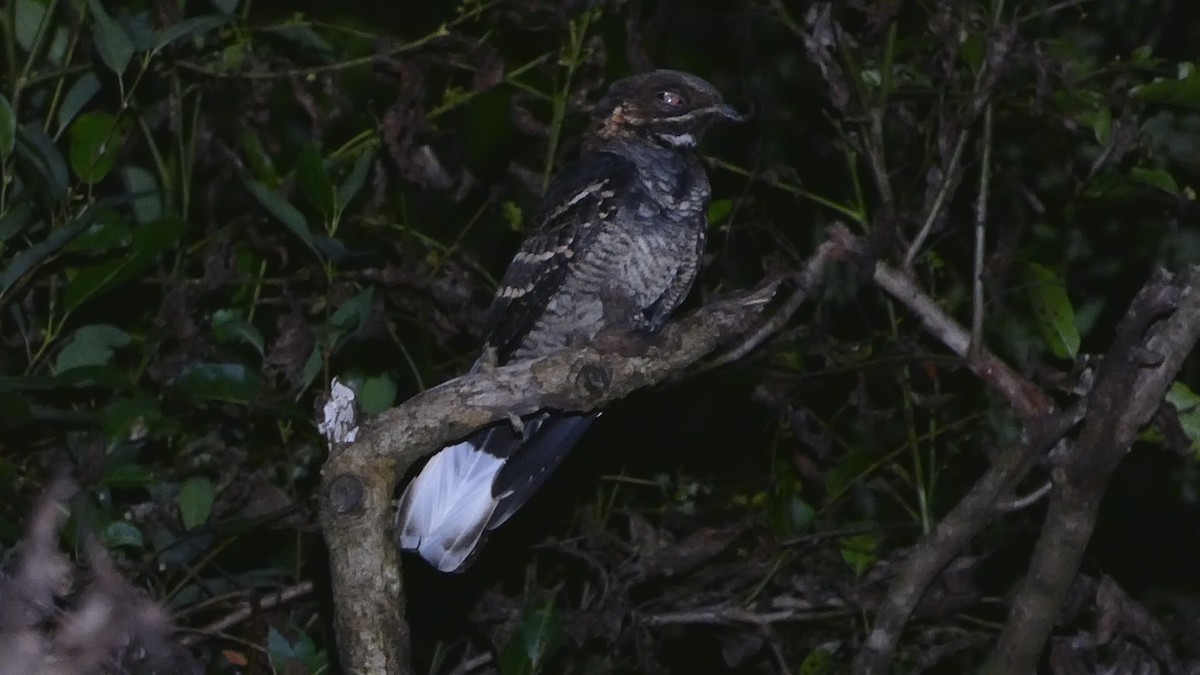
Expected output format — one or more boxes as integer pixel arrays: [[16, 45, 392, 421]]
[[396, 70, 741, 572]]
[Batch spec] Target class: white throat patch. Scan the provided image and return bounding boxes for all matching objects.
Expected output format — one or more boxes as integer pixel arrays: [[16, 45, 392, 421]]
[[655, 132, 696, 148]]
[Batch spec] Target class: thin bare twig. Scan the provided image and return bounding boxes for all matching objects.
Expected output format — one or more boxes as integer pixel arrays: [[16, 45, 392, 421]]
[[993, 480, 1052, 513], [179, 581, 315, 646], [969, 103, 994, 358], [641, 604, 850, 627], [446, 652, 493, 675], [699, 229, 849, 372], [903, 131, 970, 269]]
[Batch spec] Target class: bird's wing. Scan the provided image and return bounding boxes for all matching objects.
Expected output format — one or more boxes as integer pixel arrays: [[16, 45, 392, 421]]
[[483, 152, 638, 363]]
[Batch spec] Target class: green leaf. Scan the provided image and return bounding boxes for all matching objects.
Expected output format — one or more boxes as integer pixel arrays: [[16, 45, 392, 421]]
[[839, 533, 878, 577], [0, 201, 33, 242], [246, 180, 319, 257], [179, 477, 216, 529], [1128, 166, 1179, 195], [100, 393, 162, 440], [53, 324, 131, 374], [501, 201, 523, 231], [15, 0, 50, 53], [1167, 381, 1200, 454], [1079, 105, 1112, 145], [336, 149, 374, 213], [314, 235, 351, 261], [65, 216, 185, 311], [66, 206, 132, 254], [501, 602, 563, 675], [357, 373, 396, 415], [241, 130, 279, 185], [778, 495, 815, 535], [174, 362, 261, 403], [16, 123, 70, 199], [153, 14, 232, 53], [69, 111, 122, 184], [0, 94, 15, 159], [0, 210, 92, 300], [266, 24, 334, 59], [706, 198, 732, 225], [212, 309, 265, 354], [1134, 67, 1200, 110], [958, 30, 986, 74], [57, 72, 102, 136], [797, 645, 838, 675], [120, 165, 163, 225], [266, 627, 295, 667], [823, 446, 880, 507], [330, 286, 374, 334], [1025, 262, 1081, 359], [103, 520, 144, 548], [298, 346, 324, 393], [266, 627, 327, 672], [1081, 170, 1135, 201], [104, 463, 155, 488], [86, 0, 134, 74], [118, 11, 157, 50], [0, 392, 34, 427], [296, 144, 335, 217]]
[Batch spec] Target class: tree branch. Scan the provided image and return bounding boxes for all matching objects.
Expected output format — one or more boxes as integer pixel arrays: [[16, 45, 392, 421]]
[[983, 266, 1200, 674], [848, 236, 1055, 422], [317, 241, 845, 674], [851, 399, 1085, 675]]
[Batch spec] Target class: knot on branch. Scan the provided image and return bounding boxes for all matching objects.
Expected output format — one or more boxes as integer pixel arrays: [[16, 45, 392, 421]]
[[325, 474, 366, 515], [575, 362, 612, 398]]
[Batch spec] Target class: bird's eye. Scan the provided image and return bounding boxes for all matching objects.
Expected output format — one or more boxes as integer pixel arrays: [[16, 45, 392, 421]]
[[657, 90, 686, 107]]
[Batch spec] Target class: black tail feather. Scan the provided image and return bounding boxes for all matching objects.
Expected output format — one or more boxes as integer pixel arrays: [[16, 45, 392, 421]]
[[488, 412, 599, 529]]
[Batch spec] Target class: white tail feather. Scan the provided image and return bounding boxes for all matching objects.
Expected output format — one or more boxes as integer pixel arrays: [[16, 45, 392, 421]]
[[396, 440, 504, 572]]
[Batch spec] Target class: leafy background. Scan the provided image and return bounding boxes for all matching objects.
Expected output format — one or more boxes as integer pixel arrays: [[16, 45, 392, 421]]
[[3, 0, 1200, 673]]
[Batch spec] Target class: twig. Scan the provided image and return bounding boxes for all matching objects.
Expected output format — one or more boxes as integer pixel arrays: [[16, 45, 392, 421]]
[[969, 103, 994, 359], [179, 581, 315, 646], [699, 229, 849, 372], [903, 131, 970, 269], [709, 158, 866, 225], [446, 652, 493, 675], [173, 2, 498, 81], [863, 22, 899, 213], [641, 604, 849, 627], [994, 480, 1051, 513]]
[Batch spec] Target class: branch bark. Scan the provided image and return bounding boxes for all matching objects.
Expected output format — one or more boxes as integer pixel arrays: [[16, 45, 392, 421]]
[[982, 266, 1200, 674], [317, 239, 844, 673]]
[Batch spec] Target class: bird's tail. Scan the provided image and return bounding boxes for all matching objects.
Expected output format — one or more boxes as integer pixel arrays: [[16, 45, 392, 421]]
[[396, 413, 597, 572]]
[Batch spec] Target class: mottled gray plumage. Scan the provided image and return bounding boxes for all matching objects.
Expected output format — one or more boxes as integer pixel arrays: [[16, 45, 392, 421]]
[[396, 70, 741, 572]]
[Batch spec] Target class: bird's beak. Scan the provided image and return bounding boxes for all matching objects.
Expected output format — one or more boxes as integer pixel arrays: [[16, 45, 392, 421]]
[[716, 104, 746, 122]]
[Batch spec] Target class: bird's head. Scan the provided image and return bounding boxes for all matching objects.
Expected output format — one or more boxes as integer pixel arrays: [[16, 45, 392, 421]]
[[590, 70, 743, 148]]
